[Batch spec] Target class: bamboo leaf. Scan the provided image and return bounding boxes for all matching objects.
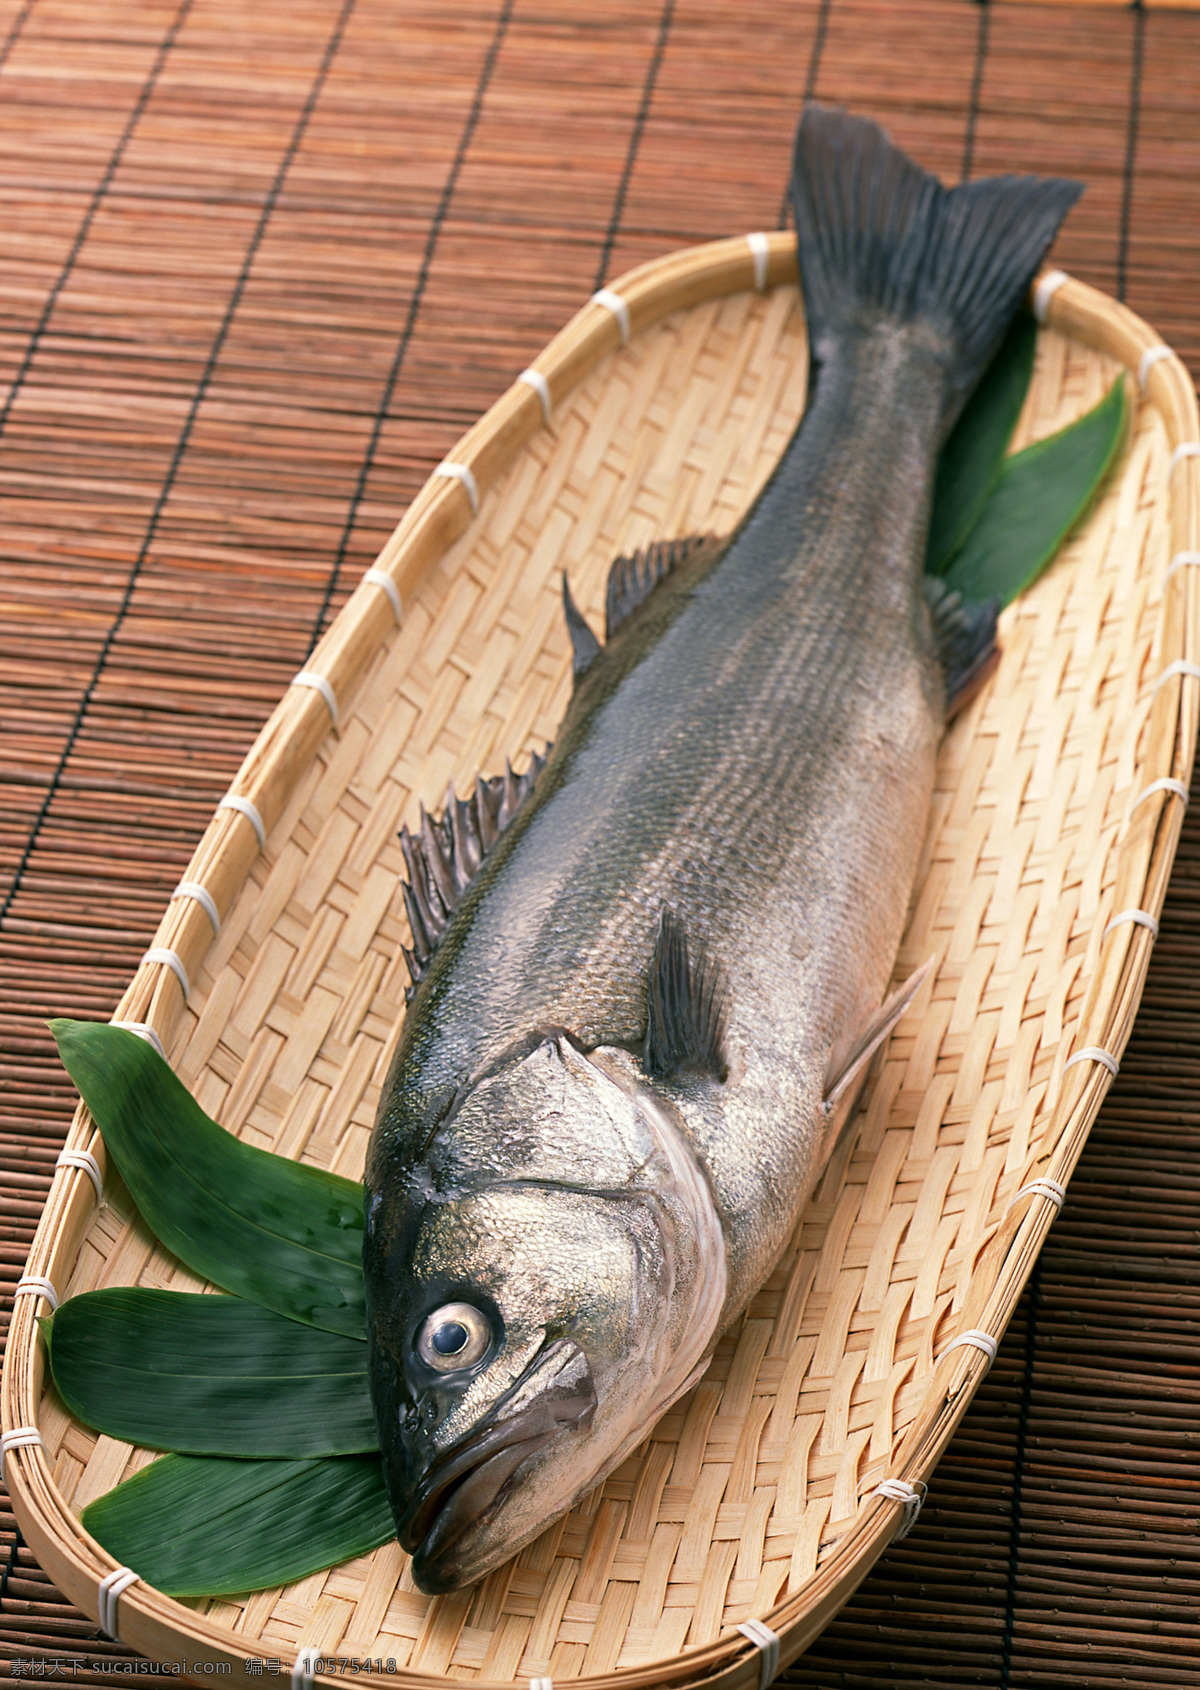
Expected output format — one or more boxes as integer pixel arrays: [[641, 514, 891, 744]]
[[82, 1454, 394, 1597], [50, 1021, 365, 1338], [927, 311, 1038, 578], [942, 376, 1128, 607], [46, 1290, 378, 1457]]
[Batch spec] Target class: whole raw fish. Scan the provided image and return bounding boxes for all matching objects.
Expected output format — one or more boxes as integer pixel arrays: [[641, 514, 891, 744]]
[[363, 107, 1080, 1594]]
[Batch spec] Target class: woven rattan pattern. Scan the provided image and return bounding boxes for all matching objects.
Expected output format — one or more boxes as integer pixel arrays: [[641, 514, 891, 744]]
[[5, 1, 1200, 1685], [16, 276, 1189, 1684]]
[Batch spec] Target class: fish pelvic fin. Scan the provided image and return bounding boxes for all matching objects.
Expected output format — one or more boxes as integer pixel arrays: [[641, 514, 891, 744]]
[[400, 753, 548, 998], [823, 956, 934, 1115], [643, 909, 729, 1083], [923, 577, 1001, 716], [791, 106, 1082, 430]]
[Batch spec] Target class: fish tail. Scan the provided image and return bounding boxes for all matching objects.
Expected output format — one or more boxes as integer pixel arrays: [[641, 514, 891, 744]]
[[790, 106, 1081, 430]]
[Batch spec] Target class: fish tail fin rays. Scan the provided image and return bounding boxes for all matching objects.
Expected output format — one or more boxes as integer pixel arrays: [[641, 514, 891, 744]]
[[790, 106, 1082, 428]]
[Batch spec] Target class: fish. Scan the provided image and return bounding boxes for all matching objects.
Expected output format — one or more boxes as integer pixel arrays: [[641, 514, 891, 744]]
[[362, 106, 1081, 1595]]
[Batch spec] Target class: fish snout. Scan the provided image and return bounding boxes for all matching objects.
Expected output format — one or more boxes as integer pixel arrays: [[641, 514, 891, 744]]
[[394, 1342, 597, 1593]]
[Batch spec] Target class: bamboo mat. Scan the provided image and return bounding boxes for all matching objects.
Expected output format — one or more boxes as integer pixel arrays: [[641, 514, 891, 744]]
[[2, 1, 1199, 1684]]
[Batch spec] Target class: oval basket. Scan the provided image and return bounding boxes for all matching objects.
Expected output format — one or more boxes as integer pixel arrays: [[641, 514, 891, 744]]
[[4, 236, 1200, 1690]]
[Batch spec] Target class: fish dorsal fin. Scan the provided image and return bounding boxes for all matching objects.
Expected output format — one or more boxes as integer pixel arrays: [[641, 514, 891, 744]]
[[400, 752, 548, 998], [923, 577, 1001, 716], [644, 909, 728, 1083], [605, 534, 724, 640], [562, 574, 602, 681], [823, 957, 934, 1111]]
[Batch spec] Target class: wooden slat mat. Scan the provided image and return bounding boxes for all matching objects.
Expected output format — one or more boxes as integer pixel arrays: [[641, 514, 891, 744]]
[[2, 1, 1198, 1684]]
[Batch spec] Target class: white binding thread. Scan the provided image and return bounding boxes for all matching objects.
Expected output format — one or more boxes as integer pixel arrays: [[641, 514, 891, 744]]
[[1103, 907, 1160, 940], [292, 1647, 320, 1690], [1, 1427, 44, 1481], [1152, 660, 1200, 694], [97, 1567, 139, 1641], [14, 1277, 58, 1312], [591, 287, 631, 346], [218, 794, 266, 850], [55, 1149, 103, 1202], [746, 231, 771, 291], [529, 1679, 555, 1690], [141, 947, 189, 999], [1009, 1177, 1066, 1213], [292, 670, 339, 732], [873, 1478, 927, 1541], [1166, 552, 1200, 582], [518, 368, 552, 425], [1131, 777, 1189, 811], [940, 1328, 998, 1373], [1138, 344, 1173, 390], [111, 1020, 165, 1059], [364, 566, 402, 624], [1170, 442, 1200, 477], [433, 460, 480, 517], [736, 1619, 781, 1689], [172, 880, 220, 935], [1032, 269, 1069, 325], [1064, 1045, 1120, 1077]]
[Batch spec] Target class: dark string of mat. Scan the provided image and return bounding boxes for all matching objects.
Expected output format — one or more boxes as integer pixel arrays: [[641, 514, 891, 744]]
[[2, 0, 1200, 1683], [0, 0, 348, 931], [960, 1, 991, 187], [303, 0, 516, 657], [1116, 1, 1146, 306], [593, 0, 675, 290]]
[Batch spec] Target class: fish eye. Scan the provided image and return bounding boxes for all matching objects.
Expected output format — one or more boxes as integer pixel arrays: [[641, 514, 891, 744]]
[[416, 1302, 492, 1372]]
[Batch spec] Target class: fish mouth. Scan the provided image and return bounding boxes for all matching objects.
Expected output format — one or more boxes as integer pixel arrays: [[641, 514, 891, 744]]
[[398, 1340, 596, 1592]]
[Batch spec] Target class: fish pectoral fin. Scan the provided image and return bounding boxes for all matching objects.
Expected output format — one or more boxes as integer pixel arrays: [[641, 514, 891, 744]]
[[605, 534, 724, 639], [562, 574, 602, 681], [924, 577, 1001, 716], [643, 909, 728, 1083], [823, 957, 934, 1111]]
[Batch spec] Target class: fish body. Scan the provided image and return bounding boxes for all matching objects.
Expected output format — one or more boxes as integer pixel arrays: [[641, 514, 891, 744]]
[[363, 109, 1080, 1593]]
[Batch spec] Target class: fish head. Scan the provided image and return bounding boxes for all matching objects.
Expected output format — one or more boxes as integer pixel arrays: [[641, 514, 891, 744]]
[[363, 1032, 726, 1593]]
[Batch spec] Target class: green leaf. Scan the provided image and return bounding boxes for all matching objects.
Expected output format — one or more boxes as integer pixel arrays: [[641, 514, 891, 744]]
[[927, 311, 1038, 578], [942, 376, 1128, 608], [46, 1290, 378, 1457], [82, 1453, 394, 1597], [50, 1021, 365, 1338]]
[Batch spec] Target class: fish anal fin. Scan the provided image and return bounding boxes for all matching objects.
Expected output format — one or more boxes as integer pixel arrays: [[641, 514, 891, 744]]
[[605, 534, 724, 640], [824, 957, 934, 1111], [924, 578, 1001, 716], [644, 909, 728, 1083], [399, 749, 549, 1000], [562, 574, 602, 682]]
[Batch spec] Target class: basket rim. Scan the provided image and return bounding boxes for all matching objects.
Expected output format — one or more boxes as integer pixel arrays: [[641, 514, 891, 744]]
[[4, 231, 1199, 1690]]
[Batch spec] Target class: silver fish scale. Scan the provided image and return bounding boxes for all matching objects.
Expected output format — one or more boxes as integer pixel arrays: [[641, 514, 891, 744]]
[[375, 325, 947, 1315], [364, 103, 1084, 1598]]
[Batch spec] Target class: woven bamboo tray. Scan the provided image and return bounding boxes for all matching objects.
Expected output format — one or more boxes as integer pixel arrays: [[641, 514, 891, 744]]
[[3, 234, 1199, 1690]]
